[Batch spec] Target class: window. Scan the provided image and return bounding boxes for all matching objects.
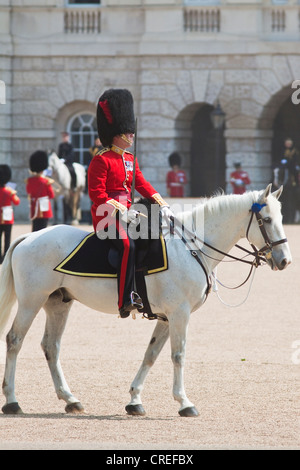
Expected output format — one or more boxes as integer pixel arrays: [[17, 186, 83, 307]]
[[67, 113, 98, 166]]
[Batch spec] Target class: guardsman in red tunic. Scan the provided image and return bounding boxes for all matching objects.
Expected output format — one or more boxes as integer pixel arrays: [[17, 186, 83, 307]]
[[26, 150, 55, 232], [230, 162, 251, 195], [166, 152, 187, 197], [88, 88, 172, 318], [0, 164, 20, 262]]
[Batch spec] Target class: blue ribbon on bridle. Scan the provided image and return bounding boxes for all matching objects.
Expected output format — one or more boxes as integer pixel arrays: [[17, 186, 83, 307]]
[[251, 202, 266, 213]]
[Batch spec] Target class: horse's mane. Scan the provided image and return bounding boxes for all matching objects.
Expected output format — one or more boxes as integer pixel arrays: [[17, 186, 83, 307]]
[[200, 190, 257, 216], [136, 189, 282, 233], [172, 191, 258, 224]]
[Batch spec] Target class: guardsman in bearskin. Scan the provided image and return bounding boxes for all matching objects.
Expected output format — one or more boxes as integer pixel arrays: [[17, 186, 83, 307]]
[[166, 152, 187, 197], [88, 88, 173, 318], [0, 164, 20, 262], [26, 150, 55, 232]]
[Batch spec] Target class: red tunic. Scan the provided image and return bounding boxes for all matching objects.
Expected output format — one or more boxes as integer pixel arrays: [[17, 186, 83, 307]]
[[166, 169, 187, 197], [26, 175, 55, 219], [88, 146, 158, 232], [230, 170, 251, 194], [0, 186, 20, 224]]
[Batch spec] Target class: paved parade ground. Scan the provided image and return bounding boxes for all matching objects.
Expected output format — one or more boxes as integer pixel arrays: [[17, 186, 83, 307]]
[[0, 222, 299, 450]]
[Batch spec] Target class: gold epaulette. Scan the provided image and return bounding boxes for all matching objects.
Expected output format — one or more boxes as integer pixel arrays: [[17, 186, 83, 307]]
[[45, 176, 55, 185], [6, 187, 17, 195], [95, 147, 110, 157]]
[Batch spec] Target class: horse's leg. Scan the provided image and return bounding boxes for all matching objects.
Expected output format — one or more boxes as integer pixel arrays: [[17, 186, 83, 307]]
[[63, 198, 68, 224], [126, 320, 169, 416], [71, 190, 80, 224], [169, 307, 199, 417], [41, 290, 84, 414], [2, 301, 44, 414]]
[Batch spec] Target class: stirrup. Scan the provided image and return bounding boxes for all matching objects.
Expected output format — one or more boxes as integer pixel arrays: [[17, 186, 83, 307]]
[[130, 291, 143, 309], [119, 292, 144, 318]]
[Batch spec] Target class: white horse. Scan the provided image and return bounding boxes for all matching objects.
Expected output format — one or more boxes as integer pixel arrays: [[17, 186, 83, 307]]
[[0, 185, 291, 417], [48, 152, 86, 225]]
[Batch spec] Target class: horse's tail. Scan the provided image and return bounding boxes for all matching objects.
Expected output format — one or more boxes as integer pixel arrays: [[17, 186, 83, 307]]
[[0, 234, 29, 338]]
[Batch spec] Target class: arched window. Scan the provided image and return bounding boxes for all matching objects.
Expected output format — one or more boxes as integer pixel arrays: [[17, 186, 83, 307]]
[[67, 112, 98, 166]]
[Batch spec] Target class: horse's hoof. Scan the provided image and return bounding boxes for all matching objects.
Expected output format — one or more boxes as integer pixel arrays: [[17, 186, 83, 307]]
[[65, 402, 84, 414], [178, 406, 199, 417], [2, 402, 23, 415], [125, 404, 146, 416]]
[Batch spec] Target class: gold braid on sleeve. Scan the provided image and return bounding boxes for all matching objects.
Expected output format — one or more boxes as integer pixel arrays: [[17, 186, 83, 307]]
[[107, 199, 127, 217], [152, 193, 169, 207]]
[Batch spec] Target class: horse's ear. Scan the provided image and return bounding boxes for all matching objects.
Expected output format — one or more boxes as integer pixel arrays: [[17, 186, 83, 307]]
[[259, 183, 272, 202], [272, 185, 283, 200]]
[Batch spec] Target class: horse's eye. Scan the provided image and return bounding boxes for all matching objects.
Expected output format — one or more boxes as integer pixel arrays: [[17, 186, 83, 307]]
[[264, 217, 272, 224]]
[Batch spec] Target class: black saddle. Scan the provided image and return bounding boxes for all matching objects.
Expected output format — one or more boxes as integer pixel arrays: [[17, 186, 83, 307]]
[[54, 199, 168, 318], [54, 232, 167, 279], [54, 231, 167, 319]]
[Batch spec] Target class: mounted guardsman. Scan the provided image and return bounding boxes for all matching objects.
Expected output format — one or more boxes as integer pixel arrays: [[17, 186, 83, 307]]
[[58, 132, 77, 189], [88, 88, 172, 318], [273, 138, 300, 223]]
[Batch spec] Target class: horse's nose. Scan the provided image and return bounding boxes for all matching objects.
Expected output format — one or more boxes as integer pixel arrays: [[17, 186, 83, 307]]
[[279, 258, 290, 270]]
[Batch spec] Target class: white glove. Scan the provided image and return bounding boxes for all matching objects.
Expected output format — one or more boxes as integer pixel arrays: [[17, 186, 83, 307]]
[[121, 208, 140, 225], [161, 205, 174, 221]]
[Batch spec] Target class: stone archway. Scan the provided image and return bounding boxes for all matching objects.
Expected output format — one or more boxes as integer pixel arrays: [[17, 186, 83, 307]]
[[256, 83, 299, 173], [257, 84, 300, 223], [272, 94, 300, 166], [175, 102, 226, 198], [190, 103, 226, 197]]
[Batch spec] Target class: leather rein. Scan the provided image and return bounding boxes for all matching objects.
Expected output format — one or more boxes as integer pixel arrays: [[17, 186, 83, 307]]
[[170, 202, 288, 298]]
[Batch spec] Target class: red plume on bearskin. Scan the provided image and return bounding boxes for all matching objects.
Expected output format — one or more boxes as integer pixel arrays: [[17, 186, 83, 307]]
[[99, 100, 113, 124]]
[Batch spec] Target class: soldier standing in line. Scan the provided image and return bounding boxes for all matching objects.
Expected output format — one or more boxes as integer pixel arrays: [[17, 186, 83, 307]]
[[26, 150, 55, 232], [0, 164, 20, 262]]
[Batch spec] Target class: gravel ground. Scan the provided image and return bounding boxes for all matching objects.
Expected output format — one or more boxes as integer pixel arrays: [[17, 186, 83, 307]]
[[0, 223, 299, 450]]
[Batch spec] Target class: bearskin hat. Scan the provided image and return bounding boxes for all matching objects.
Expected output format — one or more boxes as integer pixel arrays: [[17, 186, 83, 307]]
[[97, 89, 136, 147], [168, 152, 182, 168], [29, 150, 49, 173], [0, 164, 12, 186]]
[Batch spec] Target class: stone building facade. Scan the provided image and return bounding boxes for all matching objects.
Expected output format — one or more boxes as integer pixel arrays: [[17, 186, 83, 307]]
[[1, 0, 300, 219]]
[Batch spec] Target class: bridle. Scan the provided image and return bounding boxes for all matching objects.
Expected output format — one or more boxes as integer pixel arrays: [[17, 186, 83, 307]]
[[245, 202, 287, 263], [170, 201, 288, 298]]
